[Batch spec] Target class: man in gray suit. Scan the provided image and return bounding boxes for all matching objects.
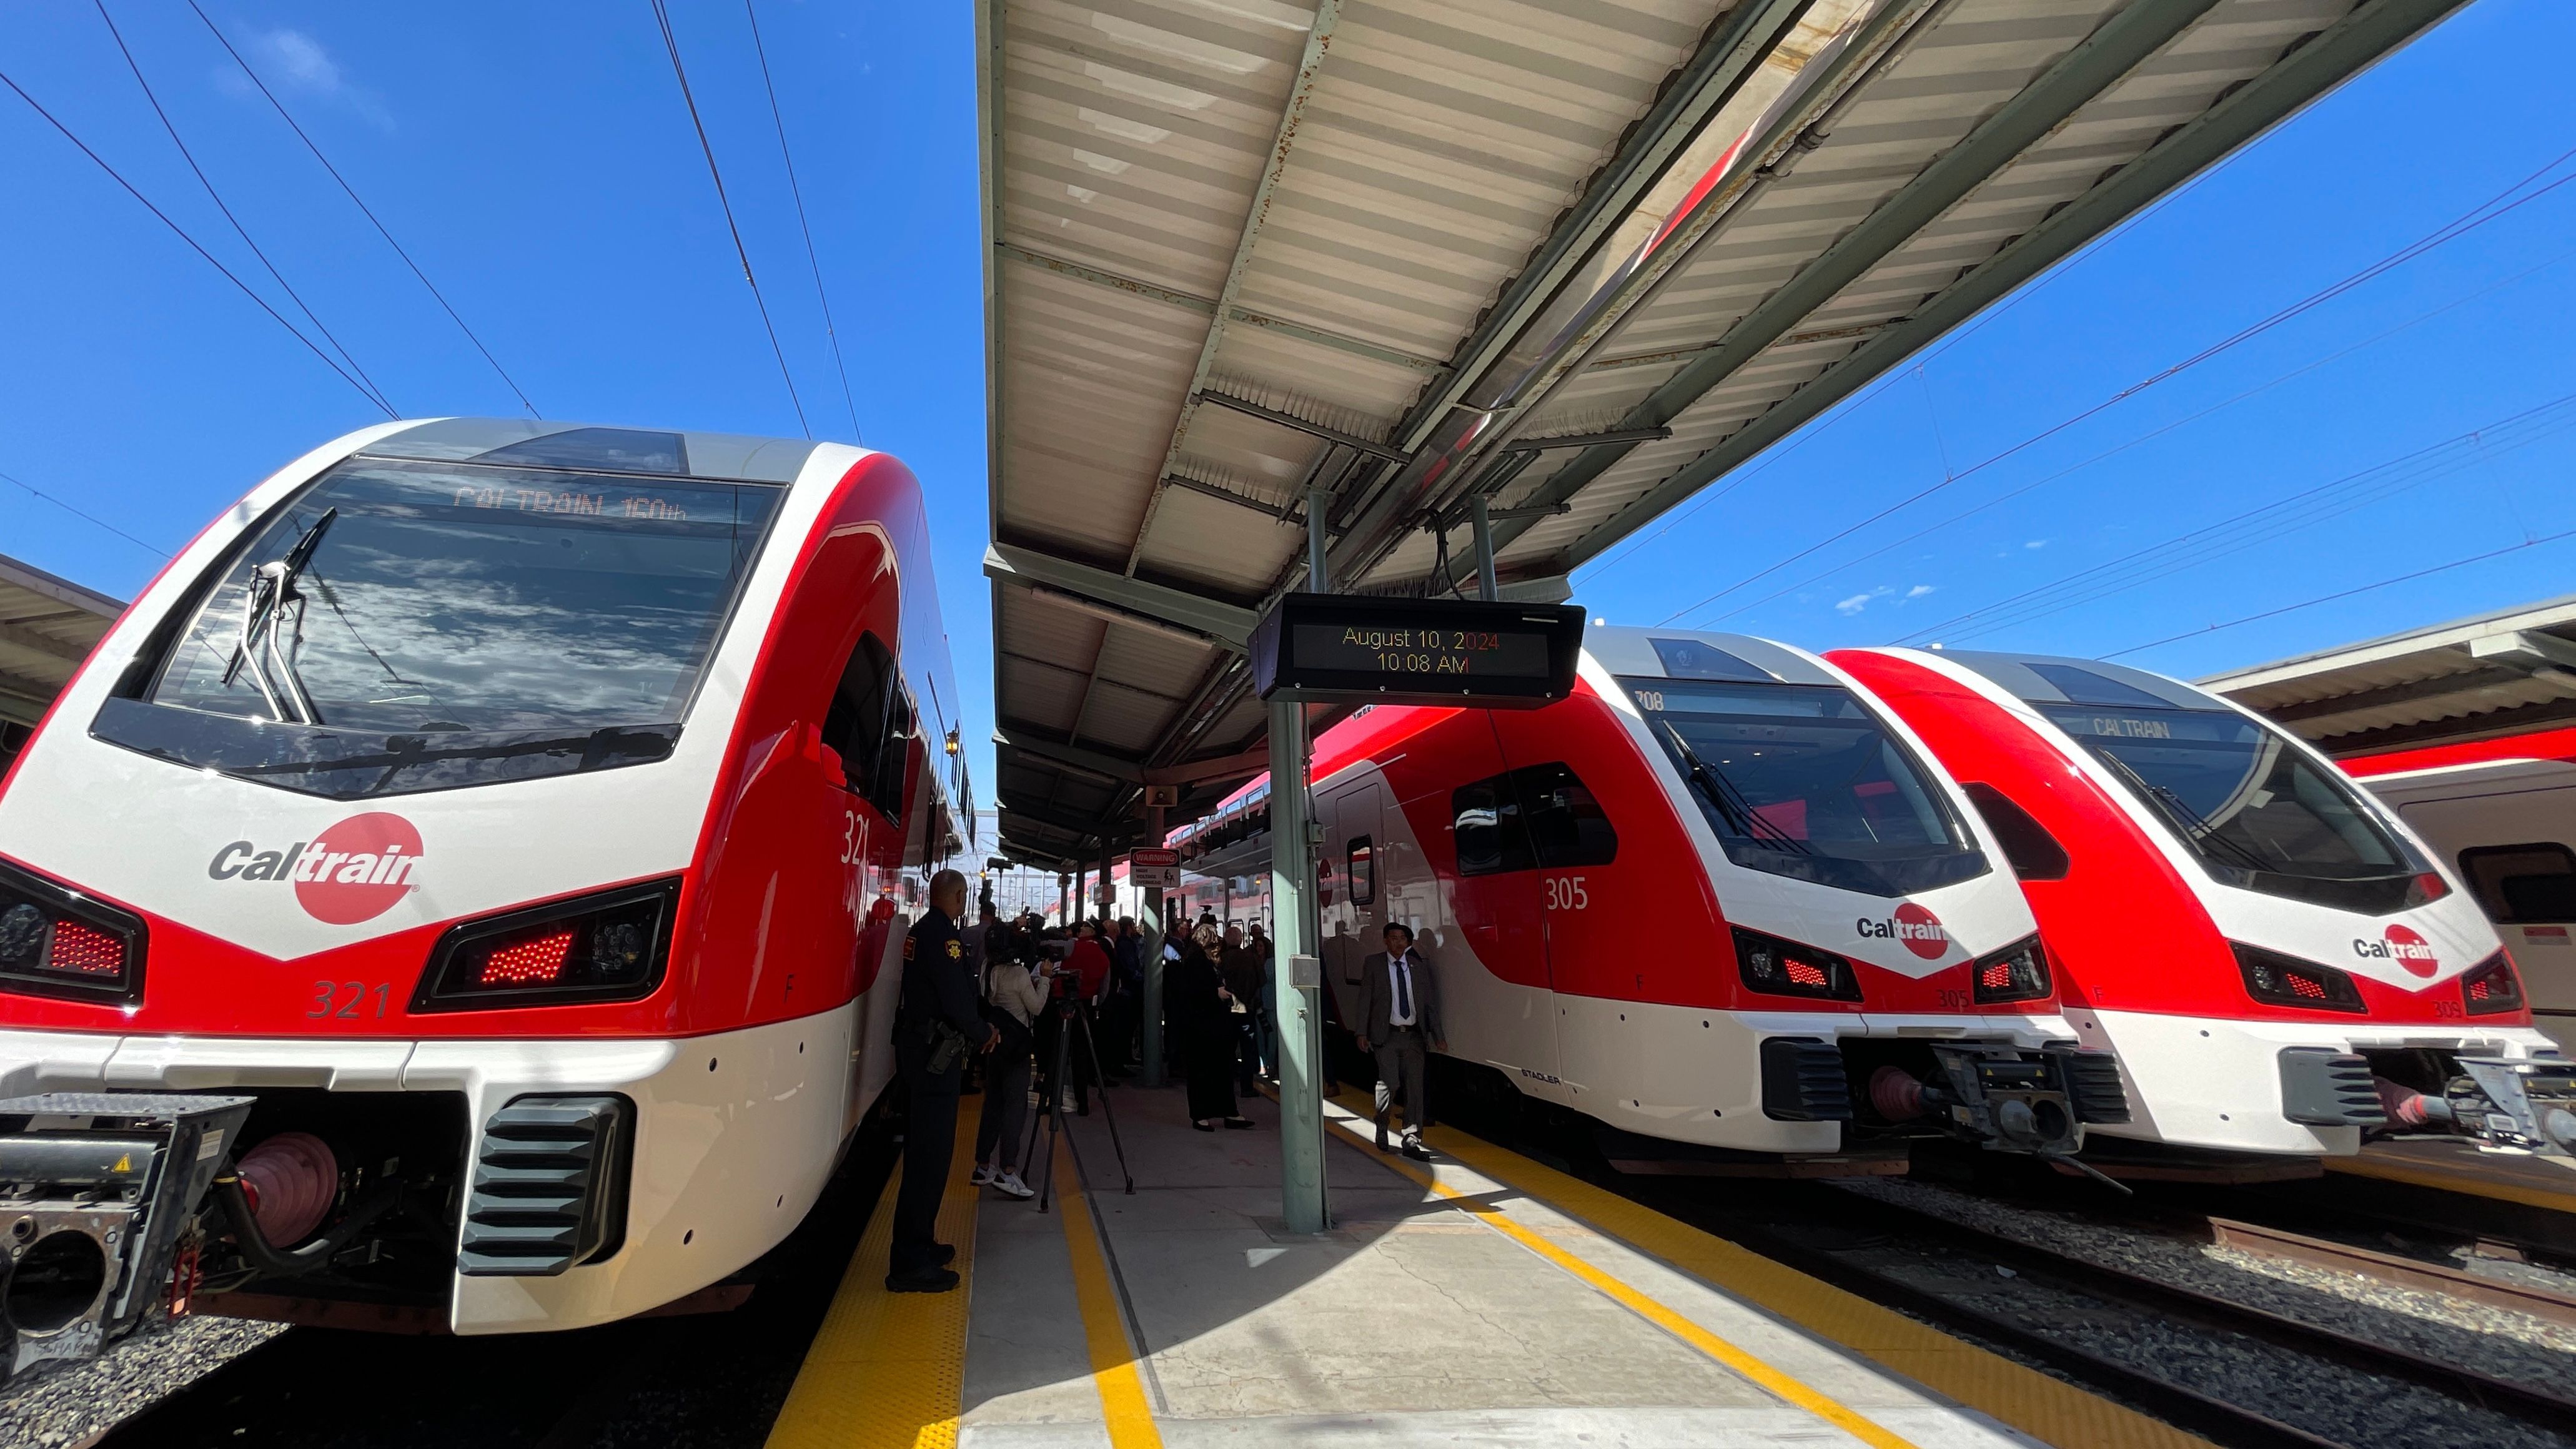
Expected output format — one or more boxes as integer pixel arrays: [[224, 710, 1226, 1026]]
[[1354, 922, 1444, 1160]]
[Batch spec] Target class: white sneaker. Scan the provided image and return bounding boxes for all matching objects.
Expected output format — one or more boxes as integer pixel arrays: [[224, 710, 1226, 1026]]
[[993, 1170, 1036, 1200], [970, 1164, 997, 1187]]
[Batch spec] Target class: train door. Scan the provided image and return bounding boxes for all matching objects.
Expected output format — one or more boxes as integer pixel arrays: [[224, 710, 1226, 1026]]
[[1490, 708, 1630, 1104], [1319, 780, 1382, 1029], [1429, 716, 1561, 1090], [2378, 768, 2576, 1049]]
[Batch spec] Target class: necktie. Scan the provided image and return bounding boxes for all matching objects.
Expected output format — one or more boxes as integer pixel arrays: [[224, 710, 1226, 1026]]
[[1394, 955, 1412, 1021]]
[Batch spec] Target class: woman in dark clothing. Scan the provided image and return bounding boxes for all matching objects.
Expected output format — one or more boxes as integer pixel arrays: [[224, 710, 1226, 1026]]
[[1172, 924, 1252, 1130]]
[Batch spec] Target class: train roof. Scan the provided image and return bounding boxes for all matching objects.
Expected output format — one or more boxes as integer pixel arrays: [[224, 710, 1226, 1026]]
[[1911, 650, 2216, 713], [356, 418, 830, 485]]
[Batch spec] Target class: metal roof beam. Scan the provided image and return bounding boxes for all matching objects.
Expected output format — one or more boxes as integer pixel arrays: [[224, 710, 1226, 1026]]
[[1120, 0, 1349, 577], [0, 620, 87, 665], [2470, 630, 2576, 672], [1487, 0, 2224, 570], [2263, 666, 2561, 726], [999, 729, 1146, 786], [1194, 390, 1408, 464], [986, 543, 1257, 649], [1558, 0, 2469, 572]]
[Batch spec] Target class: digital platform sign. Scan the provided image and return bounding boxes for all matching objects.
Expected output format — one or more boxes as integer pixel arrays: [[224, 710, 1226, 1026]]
[[1249, 594, 1585, 708]]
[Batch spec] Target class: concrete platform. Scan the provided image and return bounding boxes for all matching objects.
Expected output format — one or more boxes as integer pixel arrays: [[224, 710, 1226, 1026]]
[[767, 1082, 2211, 1449]]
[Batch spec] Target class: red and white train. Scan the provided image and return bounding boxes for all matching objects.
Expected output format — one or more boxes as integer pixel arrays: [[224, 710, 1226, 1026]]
[[1831, 648, 2570, 1164], [1176, 625, 2131, 1171], [0, 420, 962, 1372]]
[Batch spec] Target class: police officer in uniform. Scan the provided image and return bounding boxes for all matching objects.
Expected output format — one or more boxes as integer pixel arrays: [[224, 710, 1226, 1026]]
[[889, 868, 995, 1293]]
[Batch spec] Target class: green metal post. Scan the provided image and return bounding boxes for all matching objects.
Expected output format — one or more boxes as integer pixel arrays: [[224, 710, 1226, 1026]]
[[1268, 696, 1326, 1233], [1142, 804, 1167, 1087]]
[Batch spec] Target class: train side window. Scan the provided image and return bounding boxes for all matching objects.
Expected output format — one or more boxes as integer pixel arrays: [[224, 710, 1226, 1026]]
[[1347, 837, 1375, 904], [1512, 762, 1617, 868], [822, 633, 894, 799], [1452, 776, 1535, 876], [872, 683, 916, 821], [2459, 843, 2576, 922], [1959, 783, 2070, 882]]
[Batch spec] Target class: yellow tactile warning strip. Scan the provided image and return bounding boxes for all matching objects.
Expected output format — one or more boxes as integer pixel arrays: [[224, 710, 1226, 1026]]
[[2326, 1147, 2576, 1215], [765, 1099, 984, 1449], [1322, 1089, 2211, 1449], [1053, 1133, 1166, 1449]]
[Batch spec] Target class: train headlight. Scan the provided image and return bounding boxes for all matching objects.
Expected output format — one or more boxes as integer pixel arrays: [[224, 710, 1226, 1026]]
[[0, 858, 146, 1004], [1731, 926, 1861, 1002], [2231, 942, 2365, 1014], [2460, 950, 2524, 1016], [1970, 935, 2051, 1004], [413, 878, 679, 1012]]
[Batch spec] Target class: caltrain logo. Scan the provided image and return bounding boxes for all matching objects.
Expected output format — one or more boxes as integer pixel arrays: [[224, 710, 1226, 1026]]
[[2354, 924, 2439, 979], [1858, 903, 1949, 960], [207, 813, 424, 926]]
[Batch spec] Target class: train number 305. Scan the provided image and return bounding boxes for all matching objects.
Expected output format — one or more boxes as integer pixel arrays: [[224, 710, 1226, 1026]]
[[1544, 876, 1589, 911]]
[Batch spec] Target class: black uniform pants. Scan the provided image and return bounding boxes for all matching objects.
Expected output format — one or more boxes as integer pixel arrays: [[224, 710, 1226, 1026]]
[[892, 1071, 961, 1276]]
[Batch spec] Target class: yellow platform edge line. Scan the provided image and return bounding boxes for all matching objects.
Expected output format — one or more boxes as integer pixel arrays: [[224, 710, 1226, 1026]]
[[1324, 1087, 2213, 1449], [1054, 1134, 1166, 1449], [2326, 1150, 2576, 1215], [766, 1097, 985, 1449]]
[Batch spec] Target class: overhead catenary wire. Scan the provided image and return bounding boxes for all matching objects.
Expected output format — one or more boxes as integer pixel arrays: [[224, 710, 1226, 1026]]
[[2101, 525, 2576, 662], [0, 67, 394, 417], [1703, 240, 2576, 628], [1905, 388, 2576, 645], [648, 0, 810, 439], [742, 0, 859, 440], [0, 465, 171, 558], [1653, 142, 2576, 628], [92, 0, 397, 418], [184, 0, 540, 419]]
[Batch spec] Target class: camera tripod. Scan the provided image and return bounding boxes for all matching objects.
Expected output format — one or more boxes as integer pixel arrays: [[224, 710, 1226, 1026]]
[[1018, 995, 1134, 1210]]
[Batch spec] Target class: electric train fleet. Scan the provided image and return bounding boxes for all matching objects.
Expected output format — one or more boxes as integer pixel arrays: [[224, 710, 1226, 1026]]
[[0, 420, 962, 1373], [4, 420, 2570, 1375]]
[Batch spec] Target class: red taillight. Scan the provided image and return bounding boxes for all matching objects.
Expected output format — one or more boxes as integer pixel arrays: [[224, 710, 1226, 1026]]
[[2232, 942, 2366, 1013], [1732, 926, 1861, 1002], [1786, 960, 1829, 989], [2461, 949, 2524, 1016], [1970, 936, 2052, 1004], [1979, 961, 2012, 989], [476, 927, 576, 986], [44, 920, 127, 977], [2289, 974, 2326, 1000]]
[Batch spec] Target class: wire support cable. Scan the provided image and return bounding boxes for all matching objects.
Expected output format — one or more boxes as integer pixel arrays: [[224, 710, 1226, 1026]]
[[0, 465, 171, 558], [648, 0, 810, 438], [93, 0, 396, 418], [184, 0, 538, 418], [2103, 524, 2576, 662], [1707, 240, 2576, 630], [741, 0, 859, 440], [1910, 388, 2576, 646], [1653, 142, 2576, 628], [0, 68, 393, 417]]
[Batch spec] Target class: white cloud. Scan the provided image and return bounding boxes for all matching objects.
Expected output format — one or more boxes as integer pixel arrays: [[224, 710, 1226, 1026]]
[[2024, 538, 2048, 550], [216, 27, 391, 130], [1835, 587, 1893, 616], [1904, 584, 1936, 600]]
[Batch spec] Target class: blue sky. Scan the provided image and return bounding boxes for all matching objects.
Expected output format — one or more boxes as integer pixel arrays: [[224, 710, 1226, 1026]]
[[1, 1, 2568, 803]]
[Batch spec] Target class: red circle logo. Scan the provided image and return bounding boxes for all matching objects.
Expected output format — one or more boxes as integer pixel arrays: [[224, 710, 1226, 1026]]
[[2384, 924, 2438, 978], [1892, 902, 1949, 960], [295, 813, 424, 925]]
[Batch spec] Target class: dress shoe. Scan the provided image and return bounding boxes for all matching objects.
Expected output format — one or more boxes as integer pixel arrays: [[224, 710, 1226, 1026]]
[[1400, 1138, 1431, 1162], [931, 1242, 957, 1267], [885, 1267, 960, 1293]]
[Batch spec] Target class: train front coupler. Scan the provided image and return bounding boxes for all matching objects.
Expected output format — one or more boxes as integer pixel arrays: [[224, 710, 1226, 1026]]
[[0, 1093, 252, 1384], [1865, 1043, 2131, 1163], [2377, 1054, 2576, 1156]]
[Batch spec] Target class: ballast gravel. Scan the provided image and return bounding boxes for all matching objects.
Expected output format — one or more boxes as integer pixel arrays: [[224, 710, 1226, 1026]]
[[1833, 1174, 2576, 1448], [0, 1312, 285, 1448]]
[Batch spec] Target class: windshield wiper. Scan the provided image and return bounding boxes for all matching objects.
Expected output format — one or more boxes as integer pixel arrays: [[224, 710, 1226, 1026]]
[[220, 508, 335, 725], [1660, 720, 1810, 855], [2094, 750, 2275, 874]]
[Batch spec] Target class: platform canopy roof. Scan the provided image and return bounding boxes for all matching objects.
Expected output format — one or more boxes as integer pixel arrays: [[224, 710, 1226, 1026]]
[[2204, 594, 2576, 759], [0, 553, 124, 730], [978, 0, 2467, 868]]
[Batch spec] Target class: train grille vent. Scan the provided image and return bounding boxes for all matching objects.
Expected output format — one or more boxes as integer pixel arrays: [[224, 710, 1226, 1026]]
[[2049, 1047, 2133, 1124], [458, 1095, 632, 1277], [1758, 1037, 1853, 1122], [2277, 1049, 2386, 1127]]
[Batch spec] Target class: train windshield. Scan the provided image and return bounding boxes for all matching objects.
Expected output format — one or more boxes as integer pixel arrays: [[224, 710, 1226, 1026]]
[[2037, 705, 2437, 914], [1624, 678, 1986, 897], [94, 457, 781, 799]]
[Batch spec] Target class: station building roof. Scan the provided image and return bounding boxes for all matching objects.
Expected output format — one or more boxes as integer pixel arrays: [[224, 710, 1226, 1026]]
[[978, 0, 2469, 866], [0, 553, 124, 729], [2202, 594, 2576, 759]]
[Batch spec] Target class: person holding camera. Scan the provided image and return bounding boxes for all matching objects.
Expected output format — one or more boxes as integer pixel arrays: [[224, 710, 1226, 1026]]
[[888, 869, 996, 1293]]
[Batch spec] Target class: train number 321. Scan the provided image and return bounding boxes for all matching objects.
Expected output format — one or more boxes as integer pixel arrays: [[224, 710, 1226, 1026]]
[[1544, 876, 1588, 911]]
